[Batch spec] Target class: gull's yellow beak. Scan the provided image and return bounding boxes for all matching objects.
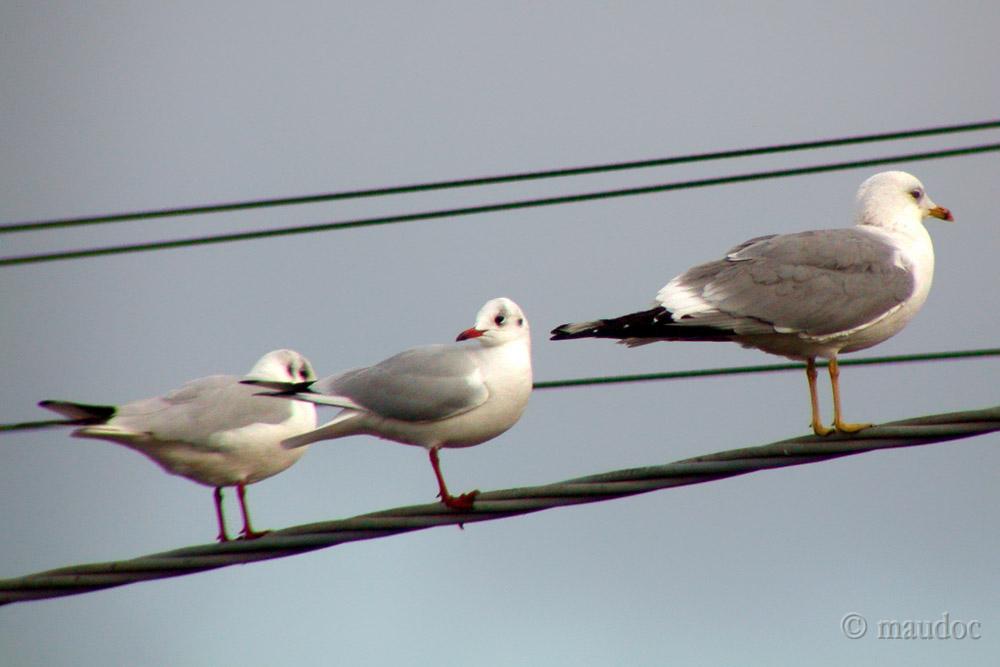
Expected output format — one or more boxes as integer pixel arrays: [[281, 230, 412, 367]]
[[929, 205, 954, 222]]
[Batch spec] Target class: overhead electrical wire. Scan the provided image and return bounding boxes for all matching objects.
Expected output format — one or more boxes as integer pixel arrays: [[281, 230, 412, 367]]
[[2, 141, 998, 268], [3, 347, 997, 433], [2, 404, 998, 605], [2, 118, 997, 235], [532, 346, 1000, 390]]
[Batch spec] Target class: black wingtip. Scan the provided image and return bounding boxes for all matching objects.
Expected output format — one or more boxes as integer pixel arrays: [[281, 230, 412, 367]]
[[549, 324, 586, 341], [549, 317, 615, 341], [550, 307, 734, 343], [549, 308, 673, 341], [37, 400, 116, 423], [240, 379, 314, 395]]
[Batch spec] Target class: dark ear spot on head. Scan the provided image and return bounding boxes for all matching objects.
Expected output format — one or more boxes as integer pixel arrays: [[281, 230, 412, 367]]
[[286, 362, 296, 377]]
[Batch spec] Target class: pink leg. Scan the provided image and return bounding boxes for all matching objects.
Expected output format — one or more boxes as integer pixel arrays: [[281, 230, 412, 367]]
[[428, 447, 478, 510], [213, 487, 231, 543], [236, 483, 270, 540]]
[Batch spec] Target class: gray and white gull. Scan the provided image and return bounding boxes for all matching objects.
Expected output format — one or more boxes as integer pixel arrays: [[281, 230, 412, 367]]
[[551, 171, 953, 436], [40, 349, 318, 541], [249, 298, 533, 509]]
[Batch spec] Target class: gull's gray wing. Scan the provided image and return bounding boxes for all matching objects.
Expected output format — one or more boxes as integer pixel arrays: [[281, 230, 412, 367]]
[[311, 344, 489, 423], [665, 228, 916, 336], [109, 375, 296, 445]]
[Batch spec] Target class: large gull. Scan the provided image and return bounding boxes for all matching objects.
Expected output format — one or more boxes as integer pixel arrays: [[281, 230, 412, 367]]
[[247, 298, 533, 510], [39, 349, 318, 541], [551, 171, 953, 436]]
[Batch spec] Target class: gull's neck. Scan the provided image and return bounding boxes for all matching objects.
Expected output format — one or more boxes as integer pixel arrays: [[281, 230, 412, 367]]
[[855, 206, 926, 237], [480, 335, 532, 364]]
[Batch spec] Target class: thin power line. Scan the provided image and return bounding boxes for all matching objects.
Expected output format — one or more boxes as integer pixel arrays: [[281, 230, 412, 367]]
[[533, 347, 1000, 390], [2, 118, 997, 234], [4, 347, 996, 433], [2, 141, 997, 268], [2, 404, 997, 605]]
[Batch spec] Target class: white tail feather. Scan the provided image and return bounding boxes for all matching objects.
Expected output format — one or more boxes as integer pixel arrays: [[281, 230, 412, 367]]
[[282, 411, 359, 448]]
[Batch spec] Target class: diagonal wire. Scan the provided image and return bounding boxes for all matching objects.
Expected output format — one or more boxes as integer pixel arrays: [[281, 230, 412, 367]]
[[533, 347, 1000, 389], [3, 118, 997, 234], [3, 347, 997, 433], [2, 142, 998, 268], [1, 404, 997, 605]]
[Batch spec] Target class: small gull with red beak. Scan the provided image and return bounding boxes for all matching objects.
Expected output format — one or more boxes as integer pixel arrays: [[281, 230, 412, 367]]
[[552, 171, 953, 436], [249, 298, 532, 510], [39, 349, 319, 542]]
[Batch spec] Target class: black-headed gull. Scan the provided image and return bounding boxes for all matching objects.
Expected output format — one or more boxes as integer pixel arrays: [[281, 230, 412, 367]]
[[39, 349, 318, 541], [249, 298, 533, 510], [552, 171, 953, 436]]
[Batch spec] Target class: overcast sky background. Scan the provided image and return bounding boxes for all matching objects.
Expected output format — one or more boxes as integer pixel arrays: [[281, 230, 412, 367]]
[[2, 3, 999, 665]]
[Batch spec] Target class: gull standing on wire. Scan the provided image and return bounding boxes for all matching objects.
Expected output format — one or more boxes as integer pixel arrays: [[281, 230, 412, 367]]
[[247, 298, 533, 510], [39, 349, 318, 541], [551, 171, 953, 436]]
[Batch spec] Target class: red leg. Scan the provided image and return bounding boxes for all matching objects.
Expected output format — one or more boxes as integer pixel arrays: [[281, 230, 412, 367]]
[[236, 483, 270, 540], [428, 447, 478, 510], [213, 487, 231, 543]]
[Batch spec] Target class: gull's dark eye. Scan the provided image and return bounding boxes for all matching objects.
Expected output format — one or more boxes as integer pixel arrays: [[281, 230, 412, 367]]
[[494, 314, 506, 326], [909, 188, 923, 200]]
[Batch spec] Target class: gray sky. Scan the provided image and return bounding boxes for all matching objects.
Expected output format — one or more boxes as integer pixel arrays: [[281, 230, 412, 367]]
[[2, 3, 998, 665]]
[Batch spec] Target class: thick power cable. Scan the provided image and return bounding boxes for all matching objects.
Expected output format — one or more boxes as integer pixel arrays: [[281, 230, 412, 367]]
[[1, 404, 997, 605], [2, 142, 997, 268], [3, 118, 997, 234]]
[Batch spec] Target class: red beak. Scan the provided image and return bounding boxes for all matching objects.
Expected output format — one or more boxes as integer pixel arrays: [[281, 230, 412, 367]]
[[456, 328, 484, 341]]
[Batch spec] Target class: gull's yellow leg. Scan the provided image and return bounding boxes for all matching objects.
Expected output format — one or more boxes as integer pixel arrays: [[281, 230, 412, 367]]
[[806, 358, 834, 436], [828, 357, 872, 434]]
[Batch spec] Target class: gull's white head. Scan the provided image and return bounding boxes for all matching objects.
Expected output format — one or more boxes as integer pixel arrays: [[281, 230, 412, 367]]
[[245, 349, 317, 383], [854, 170, 953, 230], [455, 297, 530, 347]]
